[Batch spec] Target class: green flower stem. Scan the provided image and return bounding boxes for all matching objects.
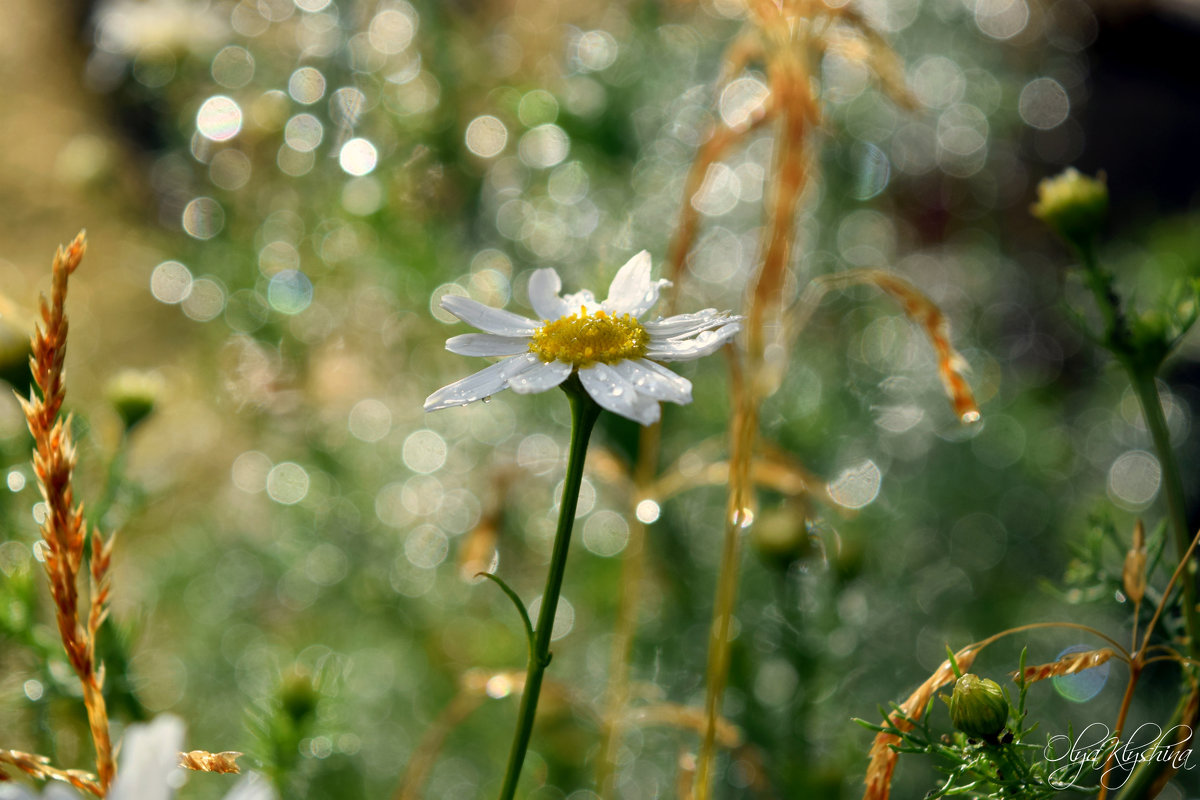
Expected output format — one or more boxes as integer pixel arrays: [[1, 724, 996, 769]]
[[497, 382, 600, 800], [1075, 237, 1199, 659], [1128, 368, 1200, 660]]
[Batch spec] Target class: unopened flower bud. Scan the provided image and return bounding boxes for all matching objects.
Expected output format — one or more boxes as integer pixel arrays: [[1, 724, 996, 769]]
[[1031, 167, 1108, 247], [106, 369, 164, 431], [1123, 519, 1147, 604], [948, 674, 1008, 740]]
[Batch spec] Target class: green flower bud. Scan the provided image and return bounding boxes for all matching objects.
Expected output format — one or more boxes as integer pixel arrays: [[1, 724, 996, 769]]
[[1031, 167, 1108, 248], [948, 673, 1008, 740], [105, 369, 164, 431]]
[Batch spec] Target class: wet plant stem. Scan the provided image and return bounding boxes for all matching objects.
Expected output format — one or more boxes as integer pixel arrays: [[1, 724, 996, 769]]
[[1076, 241, 1199, 660], [497, 385, 599, 800]]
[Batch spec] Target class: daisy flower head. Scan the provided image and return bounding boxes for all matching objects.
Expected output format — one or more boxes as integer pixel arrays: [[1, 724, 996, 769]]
[[424, 251, 742, 425]]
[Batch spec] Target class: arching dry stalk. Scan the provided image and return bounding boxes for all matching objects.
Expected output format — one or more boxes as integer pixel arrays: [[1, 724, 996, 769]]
[[863, 645, 978, 800], [791, 269, 980, 423], [13, 232, 116, 791]]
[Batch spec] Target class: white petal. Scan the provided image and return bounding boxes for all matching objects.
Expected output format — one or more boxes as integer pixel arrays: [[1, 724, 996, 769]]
[[644, 309, 732, 339], [558, 289, 599, 316], [579, 363, 661, 425], [440, 294, 538, 336], [508, 360, 572, 394], [109, 715, 186, 800], [528, 268, 569, 320], [424, 354, 538, 411], [445, 333, 531, 357], [612, 359, 693, 405], [646, 321, 742, 362], [602, 251, 670, 317], [222, 772, 278, 800]]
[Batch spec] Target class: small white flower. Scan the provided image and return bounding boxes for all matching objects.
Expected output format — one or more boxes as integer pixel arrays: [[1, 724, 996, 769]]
[[425, 251, 741, 425]]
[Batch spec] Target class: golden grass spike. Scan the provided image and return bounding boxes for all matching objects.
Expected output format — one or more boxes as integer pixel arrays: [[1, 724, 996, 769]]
[[0, 749, 103, 797], [863, 645, 977, 800], [16, 232, 116, 790], [178, 750, 243, 774], [1012, 648, 1115, 685]]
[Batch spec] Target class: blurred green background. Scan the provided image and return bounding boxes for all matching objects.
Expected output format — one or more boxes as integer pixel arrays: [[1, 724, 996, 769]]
[[2, 0, 1200, 797]]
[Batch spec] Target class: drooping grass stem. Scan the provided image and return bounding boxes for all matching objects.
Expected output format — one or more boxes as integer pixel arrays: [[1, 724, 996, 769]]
[[497, 381, 600, 800]]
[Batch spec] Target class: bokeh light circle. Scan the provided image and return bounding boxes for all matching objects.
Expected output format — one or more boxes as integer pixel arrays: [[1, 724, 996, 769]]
[[182, 197, 224, 239], [465, 115, 507, 158], [266, 462, 310, 505], [150, 261, 193, 304], [196, 96, 243, 141], [338, 138, 378, 175], [1052, 645, 1111, 702], [267, 270, 314, 315]]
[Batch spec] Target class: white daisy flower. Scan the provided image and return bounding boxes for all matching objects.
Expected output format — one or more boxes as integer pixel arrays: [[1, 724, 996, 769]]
[[424, 251, 741, 425]]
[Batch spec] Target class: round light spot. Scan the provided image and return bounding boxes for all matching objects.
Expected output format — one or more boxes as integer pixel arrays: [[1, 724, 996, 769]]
[[368, 6, 417, 54], [405, 524, 448, 569], [330, 86, 368, 126], [528, 595, 574, 641], [976, 0, 1030, 40], [403, 429, 447, 474], [267, 270, 313, 315], [209, 149, 252, 190], [518, 90, 559, 127], [338, 137, 378, 175], [24, 679, 43, 701], [258, 240, 300, 276], [465, 115, 507, 158], [196, 96, 243, 142], [150, 260, 193, 304], [1019, 78, 1070, 130], [342, 177, 384, 215], [266, 462, 310, 505], [6, 470, 25, 492], [180, 278, 226, 322], [754, 658, 799, 706], [582, 510, 630, 557], [277, 144, 315, 177], [284, 113, 324, 152], [212, 46, 255, 89], [576, 30, 618, 72], [1052, 644, 1111, 702], [288, 67, 327, 105], [516, 434, 559, 474], [348, 398, 391, 442], [828, 460, 882, 510], [518, 124, 569, 169], [232, 451, 272, 493], [635, 499, 660, 524], [294, 0, 331, 10], [691, 163, 740, 217], [1108, 450, 1160, 509], [719, 76, 770, 130], [182, 197, 224, 239]]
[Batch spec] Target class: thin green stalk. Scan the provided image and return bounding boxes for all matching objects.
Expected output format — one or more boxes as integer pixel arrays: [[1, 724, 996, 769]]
[[497, 382, 600, 800], [1128, 369, 1200, 660]]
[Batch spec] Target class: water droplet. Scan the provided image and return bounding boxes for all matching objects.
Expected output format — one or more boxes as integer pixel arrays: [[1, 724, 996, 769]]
[[481, 396, 491, 404], [612, 387, 623, 396], [1052, 645, 1111, 702], [961, 410, 982, 424]]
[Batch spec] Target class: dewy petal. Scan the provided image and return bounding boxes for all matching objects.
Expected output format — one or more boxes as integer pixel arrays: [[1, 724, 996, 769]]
[[528, 268, 569, 320], [579, 363, 661, 425], [424, 354, 537, 410], [440, 294, 538, 336], [108, 715, 186, 800], [445, 333, 531, 357], [602, 250, 670, 317], [508, 359, 572, 394], [611, 359, 693, 405], [222, 772, 278, 800], [644, 309, 731, 339], [646, 320, 742, 362]]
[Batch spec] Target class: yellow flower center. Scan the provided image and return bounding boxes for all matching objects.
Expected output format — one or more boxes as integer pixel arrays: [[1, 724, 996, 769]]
[[529, 306, 648, 367]]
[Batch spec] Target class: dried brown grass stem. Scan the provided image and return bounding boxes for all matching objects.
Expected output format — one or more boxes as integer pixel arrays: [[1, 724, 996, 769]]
[[14, 232, 116, 791], [0, 749, 102, 797]]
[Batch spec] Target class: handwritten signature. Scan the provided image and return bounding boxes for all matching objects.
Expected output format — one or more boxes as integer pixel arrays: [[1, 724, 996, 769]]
[[1044, 722, 1196, 789]]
